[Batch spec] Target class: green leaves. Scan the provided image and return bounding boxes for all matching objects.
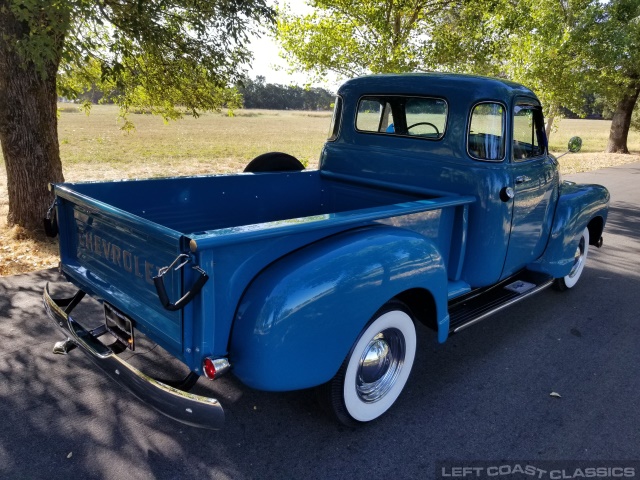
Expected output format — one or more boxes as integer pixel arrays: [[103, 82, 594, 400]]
[[424, 0, 629, 130], [2, 0, 72, 78], [3, 0, 273, 118], [275, 0, 460, 81]]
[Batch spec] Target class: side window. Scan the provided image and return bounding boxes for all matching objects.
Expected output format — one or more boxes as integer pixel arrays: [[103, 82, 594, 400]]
[[327, 96, 343, 141], [468, 103, 505, 161], [356, 98, 394, 133], [513, 105, 546, 160]]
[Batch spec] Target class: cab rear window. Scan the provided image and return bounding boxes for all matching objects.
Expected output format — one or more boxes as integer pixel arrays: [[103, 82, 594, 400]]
[[356, 96, 447, 140]]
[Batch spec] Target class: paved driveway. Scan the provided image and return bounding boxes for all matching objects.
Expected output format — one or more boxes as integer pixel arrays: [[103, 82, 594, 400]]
[[1, 163, 639, 480]]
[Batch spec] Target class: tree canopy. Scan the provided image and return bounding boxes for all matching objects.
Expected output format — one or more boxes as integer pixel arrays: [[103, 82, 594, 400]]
[[584, 0, 640, 152], [276, 0, 593, 131], [59, 0, 273, 117], [276, 0, 459, 80], [426, 0, 597, 134]]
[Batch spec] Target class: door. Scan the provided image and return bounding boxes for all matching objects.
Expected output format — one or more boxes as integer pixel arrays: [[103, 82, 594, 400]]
[[502, 101, 558, 277]]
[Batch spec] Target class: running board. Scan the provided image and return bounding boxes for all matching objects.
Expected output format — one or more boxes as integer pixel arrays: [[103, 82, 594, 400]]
[[448, 271, 554, 334]]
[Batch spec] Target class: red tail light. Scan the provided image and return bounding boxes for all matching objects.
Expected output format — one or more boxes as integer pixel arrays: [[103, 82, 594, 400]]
[[203, 357, 230, 380]]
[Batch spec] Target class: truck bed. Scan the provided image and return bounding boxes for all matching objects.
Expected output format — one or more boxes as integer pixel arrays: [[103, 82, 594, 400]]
[[62, 171, 433, 234], [53, 170, 472, 370]]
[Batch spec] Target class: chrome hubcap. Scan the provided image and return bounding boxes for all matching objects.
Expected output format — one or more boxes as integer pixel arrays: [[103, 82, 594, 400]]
[[568, 236, 586, 278], [356, 328, 405, 403]]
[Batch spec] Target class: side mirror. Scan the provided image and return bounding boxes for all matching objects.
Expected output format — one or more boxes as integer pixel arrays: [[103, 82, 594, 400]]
[[556, 136, 583, 159], [568, 136, 582, 153]]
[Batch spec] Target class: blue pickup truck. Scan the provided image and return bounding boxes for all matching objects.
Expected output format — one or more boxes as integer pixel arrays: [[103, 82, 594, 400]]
[[44, 73, 609, 429]]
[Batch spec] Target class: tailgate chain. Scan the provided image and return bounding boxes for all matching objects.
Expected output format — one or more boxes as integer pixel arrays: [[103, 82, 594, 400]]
[[43, 199, 59, 238], [153, 254, 209, 311]]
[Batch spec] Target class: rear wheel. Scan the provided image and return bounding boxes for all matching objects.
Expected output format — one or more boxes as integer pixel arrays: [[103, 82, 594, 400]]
[[554, 227, 590, 291], [323, 301, 417, 426], [243, 152, 304, 173]]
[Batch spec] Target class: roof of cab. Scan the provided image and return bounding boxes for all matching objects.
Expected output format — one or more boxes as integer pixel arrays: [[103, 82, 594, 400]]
[[337, 73, 537, 103]]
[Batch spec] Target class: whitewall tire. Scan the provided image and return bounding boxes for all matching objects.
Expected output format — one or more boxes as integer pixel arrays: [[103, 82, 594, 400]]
[[324, 301, 417, 425], [555, 227, 590, 291]]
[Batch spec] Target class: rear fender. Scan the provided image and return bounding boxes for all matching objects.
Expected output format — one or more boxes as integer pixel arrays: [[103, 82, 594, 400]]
[[230, 225, 449, 391], [528, 182, 609, 278]]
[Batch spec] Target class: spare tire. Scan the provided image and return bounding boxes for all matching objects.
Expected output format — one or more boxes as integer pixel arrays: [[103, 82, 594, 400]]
[[244, 152, 305, 173]]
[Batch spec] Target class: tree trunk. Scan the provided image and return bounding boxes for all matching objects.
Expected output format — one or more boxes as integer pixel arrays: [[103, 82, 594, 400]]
[[544, 103, 560, 143], [0, 3, 65, 232], [605, 80, 640, 154], [545, 113, 555, 143]]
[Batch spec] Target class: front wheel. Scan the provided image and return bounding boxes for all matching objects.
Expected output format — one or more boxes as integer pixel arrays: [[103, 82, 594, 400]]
[[322, 301, 417, 425], [554, 227, 590, 291]]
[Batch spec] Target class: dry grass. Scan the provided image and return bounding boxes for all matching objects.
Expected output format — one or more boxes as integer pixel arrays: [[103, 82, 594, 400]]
[[1, 108, 638, 276], [548, 118, 640, 153]]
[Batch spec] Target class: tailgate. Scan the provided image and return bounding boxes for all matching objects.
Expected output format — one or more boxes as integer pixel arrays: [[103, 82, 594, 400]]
[[54, 187, 187, 357]]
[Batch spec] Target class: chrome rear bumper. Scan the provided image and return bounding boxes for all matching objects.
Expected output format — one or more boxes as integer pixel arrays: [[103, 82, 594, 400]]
[[43, 283, 225, 429]]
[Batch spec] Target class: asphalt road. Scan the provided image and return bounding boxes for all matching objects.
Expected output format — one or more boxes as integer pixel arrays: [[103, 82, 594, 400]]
[[1, 163, 639, 480]]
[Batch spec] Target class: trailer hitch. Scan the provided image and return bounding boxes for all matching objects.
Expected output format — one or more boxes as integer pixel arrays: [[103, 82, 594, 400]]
[[153, 254, 209, 311]]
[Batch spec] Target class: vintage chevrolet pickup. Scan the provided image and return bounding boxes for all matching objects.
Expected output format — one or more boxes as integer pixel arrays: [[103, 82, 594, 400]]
[[43, 73, 609, 429]]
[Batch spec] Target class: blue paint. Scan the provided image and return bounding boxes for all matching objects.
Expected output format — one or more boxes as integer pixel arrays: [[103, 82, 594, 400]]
[[230, 226, 449, 390], [528, 181, 609, 277]]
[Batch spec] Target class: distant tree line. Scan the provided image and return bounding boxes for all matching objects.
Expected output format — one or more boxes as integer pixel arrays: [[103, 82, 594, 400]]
[[562, 94, 640, 131], [74, 76, 335, 112], [236, 76, 334, 110]]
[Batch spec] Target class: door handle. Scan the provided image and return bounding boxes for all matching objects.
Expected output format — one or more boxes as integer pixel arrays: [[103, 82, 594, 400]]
[[515, 175, 531, 184], [500, 186, 515, 202]]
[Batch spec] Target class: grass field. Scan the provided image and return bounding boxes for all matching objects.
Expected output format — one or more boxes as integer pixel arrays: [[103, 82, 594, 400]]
[[1, 105, 639, 276], [54, 104, 332, 177]]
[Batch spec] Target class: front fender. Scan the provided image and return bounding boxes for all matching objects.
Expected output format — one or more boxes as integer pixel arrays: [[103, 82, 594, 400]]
[[230, 225, 449, 391], [528, 181, 609, 278]]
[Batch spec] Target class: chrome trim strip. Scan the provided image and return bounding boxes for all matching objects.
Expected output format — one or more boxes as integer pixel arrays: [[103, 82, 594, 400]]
[[43, 283, 225, 429], [452, 278, 554, 333]]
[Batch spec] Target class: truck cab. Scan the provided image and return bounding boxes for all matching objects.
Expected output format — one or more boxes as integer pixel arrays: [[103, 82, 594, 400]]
[[320, 74, 604, 288], [322, 73, 604, 288]]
